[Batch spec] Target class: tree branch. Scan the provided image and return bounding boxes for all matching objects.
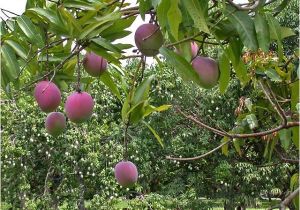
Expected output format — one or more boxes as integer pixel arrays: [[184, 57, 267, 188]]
[[259, 80, 287, 125], [18, 44, 86, 92], [17, 38, 68, 79], [274, 148, 299, 163], [166, 138, 232, 161], [120, 54, 142, 60], [0, 8, 20, 17], [176, 107, 299, 139], [280, 187, 299, 209]]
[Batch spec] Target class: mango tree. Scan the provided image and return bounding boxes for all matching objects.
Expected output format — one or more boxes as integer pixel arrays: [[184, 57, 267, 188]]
[[1, 0, 299, 209]]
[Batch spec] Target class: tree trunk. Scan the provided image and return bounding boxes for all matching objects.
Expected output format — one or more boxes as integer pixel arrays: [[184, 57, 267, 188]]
[[77, 174, 85, 210], [52, 195, 59, 210], [236, 204, 246, 210], [224, 200, 235, 210], [19, 191, 26, 210]]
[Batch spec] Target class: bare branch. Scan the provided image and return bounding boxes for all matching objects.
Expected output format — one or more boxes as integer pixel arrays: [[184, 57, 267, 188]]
[[43, 167, 53, 196], [274, 148, 300, 163], [120, 54, 142, 59], [166, 138, 232, 161], [17, 38, 68, 79], [175, 107, 299, 139], [176, 107, 231, 137], [280, 187, 299, 209], [17, 44, 86, 93], [259, 80, 287, 125], [0, 8, 20, 17]]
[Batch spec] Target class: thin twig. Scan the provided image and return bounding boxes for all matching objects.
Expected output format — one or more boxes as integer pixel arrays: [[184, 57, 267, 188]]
[[274, 148, 299, 163], [0, 8, 20, 17], [18, 44, 86, 92], [17, 38, 68, 78], [166, 138, 232, 161], [120, 55, 142, 60], [176, 107, 299, 139], [123, 120, 130, 160], [76, 44, 81, 92], [259, 80, 287, 125]]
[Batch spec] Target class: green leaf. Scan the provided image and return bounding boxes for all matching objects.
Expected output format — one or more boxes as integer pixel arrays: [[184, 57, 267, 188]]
[[99, 71, 121, 100], [290, 173, 299, 209], [16, 15, 44, 48], [139, 0, 152, 20], [143, 104, 172, 117], [63, 0, 105, 10], [280, 27, 296, 39], [159, 47, 203, 87], [132, 75, 155, 105], [279, 128, 291, 151], [87, 44, 121, 65], [221, 136, 230, 156], [296, 103, 300, 113], [156, 0, 170, 29], [0, 21, 7, 36], [254, 13, 270, 52], [226, 40, 249, 86], [121, 96, 130, 122], [27, 8, 68, 35], [57, 6, 82, 37], [233, 138, 242, 156], [142, 121, 164, 148], [213, 20, 237, 40], [101, 16, 136, 41], [268, 137, 278, 161], [290, 82, 299, 149], [263, 140, 270, 158], [1, 44, 20, 80], [218, 51, 230, 94], [225, 6, 258, 51], [5, 40, 28, 60], [265, 69, 282, 82], [181, 0, 210, 33], [91, 37, 122, 55], [79, 12, 121, 39], [266, 14, 283, 61], [245, 114, 258, 129], [129, 101, 146, 124], [167, 0, 182, 40]]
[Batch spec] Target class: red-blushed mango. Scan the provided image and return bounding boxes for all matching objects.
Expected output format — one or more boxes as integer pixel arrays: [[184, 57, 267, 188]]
[[34, 81, 61, 112], [114, 161, 138, 187], [175, 42, 199, 61], [191, 56, 220, 89], [64, 91, 94, 123], [134, 23, 163, 56], [190, 42, 199, 58], [83, 52, 107, 77], [45, 112, 66, 137]]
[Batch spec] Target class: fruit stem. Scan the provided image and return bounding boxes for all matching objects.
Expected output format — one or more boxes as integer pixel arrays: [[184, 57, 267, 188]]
[[123, 120, 129, 160], [76, 44, 81, 92]]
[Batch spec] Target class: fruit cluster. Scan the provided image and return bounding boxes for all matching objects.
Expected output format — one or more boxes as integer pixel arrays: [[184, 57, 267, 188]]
[[33, 23, 220, 189], [135, 24, 219, 89]]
